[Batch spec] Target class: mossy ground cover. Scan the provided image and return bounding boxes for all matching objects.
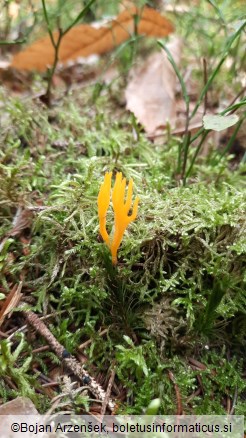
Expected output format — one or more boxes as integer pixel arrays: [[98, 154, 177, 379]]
[[0, 0, 246, 418]]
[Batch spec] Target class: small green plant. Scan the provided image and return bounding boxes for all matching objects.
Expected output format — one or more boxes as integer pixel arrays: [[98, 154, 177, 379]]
[[41, 0, 96, 104], [115, 336, 149, 382], [195, 279, 227, 335], [158, 18, 246, 184], [0, 334, 37, 401], [192, 350, 246, 415], [49, 376, 91, 414]]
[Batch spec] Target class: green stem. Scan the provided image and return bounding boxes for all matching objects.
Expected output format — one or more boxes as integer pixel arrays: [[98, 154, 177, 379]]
[[41, 0, 56, 47], [158, 41, 190, 180], [63, 0, 97, 36], [185, 130, 210, 180], [182, 132, 191, 185], [207, 0, 228, 37], [216, 118, 244, 165], [45, 29, 63, 103], [221, 99, 246, 115], [190, 55, 226, 120], [41, 0, 96, 104], [158, 42, 189, 108], [177, 142, 182, 175], [190, 20, 246, 120], [189, 98, 246, 153]]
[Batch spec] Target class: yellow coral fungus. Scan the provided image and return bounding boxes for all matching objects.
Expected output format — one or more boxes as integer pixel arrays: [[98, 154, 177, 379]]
[[97, 172, 139, 264], [97, 171, 112, 245]]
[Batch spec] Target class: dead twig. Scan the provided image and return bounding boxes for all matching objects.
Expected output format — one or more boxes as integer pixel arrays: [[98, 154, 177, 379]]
[[0, 282, 23, 327], [230, 386, 238, 415], [227, 86, 246, 109], [168, 370, 183, 415], [20, 307, 115, 412], [186, 388, 202, 404], [188, 357, 207, 370], [78, 328, 108, 351], [100, 365, 116, 417]]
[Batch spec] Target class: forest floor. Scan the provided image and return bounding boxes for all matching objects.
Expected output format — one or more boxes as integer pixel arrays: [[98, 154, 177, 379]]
[[0, 0, 245, 423]]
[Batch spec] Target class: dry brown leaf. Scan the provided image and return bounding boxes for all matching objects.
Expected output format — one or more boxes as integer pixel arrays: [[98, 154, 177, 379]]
[[0, 207, 33, 255], [0, 397, 38, 415], [7, 207, 33, 237], [125, 37, 182, 134], [0, 282, 23, 327], [11, 6, 174, 72]]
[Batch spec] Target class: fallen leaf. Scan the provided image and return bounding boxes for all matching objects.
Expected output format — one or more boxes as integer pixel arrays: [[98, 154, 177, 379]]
[[125, 37, 182, 134], [11, 6, 174, 72], [7, 206, 33, 237], [203, 114, 239, 132], [0, 282, 23, 326], [0, 396, 38, 415], [0, 206, 33, 251]]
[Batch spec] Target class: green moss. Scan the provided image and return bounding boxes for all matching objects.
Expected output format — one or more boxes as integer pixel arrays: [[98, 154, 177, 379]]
[[0, 7, 245, 413]]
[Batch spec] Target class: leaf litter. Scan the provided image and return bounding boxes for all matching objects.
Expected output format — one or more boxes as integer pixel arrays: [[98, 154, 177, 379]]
[[11, 6, 174, 72], [125, 37, 182, 134]]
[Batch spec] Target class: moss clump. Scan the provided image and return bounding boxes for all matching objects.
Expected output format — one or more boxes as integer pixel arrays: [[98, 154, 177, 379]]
[[0, 85, 245, 415]]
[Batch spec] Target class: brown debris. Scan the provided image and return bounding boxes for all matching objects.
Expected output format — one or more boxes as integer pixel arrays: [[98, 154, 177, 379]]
[[11, 7, 174, 72], [21, 307, 115, 412]]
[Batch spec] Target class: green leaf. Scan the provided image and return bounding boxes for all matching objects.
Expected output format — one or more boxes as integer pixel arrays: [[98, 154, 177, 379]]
[[145, 398, 161, 415], [203, 114, 239, 132], [122, 335, 134, 347]]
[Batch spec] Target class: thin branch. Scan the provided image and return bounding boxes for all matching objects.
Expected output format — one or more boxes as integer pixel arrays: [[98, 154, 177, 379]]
[[21, 307, 115, 412], [100, 365, 116, 417], [168, 370, 183, 415], [202, 58, 208, 116]]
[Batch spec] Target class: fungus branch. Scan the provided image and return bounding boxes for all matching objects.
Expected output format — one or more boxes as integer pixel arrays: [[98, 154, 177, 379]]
[[98, 172, 139, 264]]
